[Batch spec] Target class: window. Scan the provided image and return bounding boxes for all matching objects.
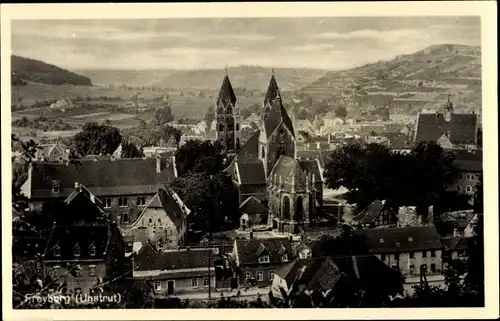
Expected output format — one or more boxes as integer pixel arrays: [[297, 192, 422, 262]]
[[154, 281, 161, 291], [218, 124, 224, 131], [257, 272, 264, 281], [282, 254, 288, 262], [73, 245, 80, 257], [269, 271, 275, 281], [244, 272, 252, 280], [236, 123, 240, 131], [52, 180, 60, 193], [191, 278, 199, 288], [89, 244, 96, 257], [466, 185, 473, 193], [466, 174, 473, 180], [137, 196, 146, 206], [409, 252, 414, 259], [420, 264, 427, 272], [203, 278, 210, 287], [103, 198, 112, 208], [430, 250, 436, 257], [89, 265, 96, 277], [457, 185, 461, 192], [149, 218, 153, 225], [422, 251, 427, 258], [457, 173, 463, 180], [410, 265, 415, 274], [381, 254, 386, 261], [53, 245, 61, 257], [123, 213, 129, 224], [430, 264, 436, 272], [258, 255, 270, 263], [158, 218, 162, 226], [118, 197, 128, 207]]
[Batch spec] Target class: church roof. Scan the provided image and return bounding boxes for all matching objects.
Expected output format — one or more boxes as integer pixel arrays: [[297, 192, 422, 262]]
[[270, 155, 308, 189], [217, 74, 237, 107], [236, 130, 260, 163], [237, 161, 266, 185], [415, 112, 477, 145], [263, 100, 295, 138]]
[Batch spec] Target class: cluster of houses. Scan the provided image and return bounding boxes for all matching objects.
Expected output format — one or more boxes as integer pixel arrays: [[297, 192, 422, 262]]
[[13, 71, 482, 304]]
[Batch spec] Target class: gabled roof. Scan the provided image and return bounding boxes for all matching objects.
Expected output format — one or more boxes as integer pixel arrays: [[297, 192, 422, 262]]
[[270, 155, 308, 188], [240, 196, 268, 214], [237, 162, 266, 185], [415, 112, 478, 145], [298, 159, 323, 183], [28, 158, 176, 199], [135, 247, 212, 271], [217, 75, 237, 107], [352, 200, 396, 225], [441, 236, 468, 251], [263, 99, 295, 138], [44, 223, 113, 261], [235, 130, 260, 163], [352, 226, 442, 253], [158, 188, 189, 229], [235, 238, 293, 265]]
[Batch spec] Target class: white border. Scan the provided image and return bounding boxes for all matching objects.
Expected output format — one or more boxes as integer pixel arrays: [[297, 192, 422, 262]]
[[1, 2, 498, 320]]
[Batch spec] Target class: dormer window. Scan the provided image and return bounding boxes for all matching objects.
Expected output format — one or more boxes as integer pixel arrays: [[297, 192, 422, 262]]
[[73, 244, 81, 257], [89, 244, 96, 257], [282, 254, 288, 262], [258, 255, 270, 263], [408, 237, 413, 242], [52, 180, 61, 193], [380, 238, 384, 244], [53, 244, 61, 257]]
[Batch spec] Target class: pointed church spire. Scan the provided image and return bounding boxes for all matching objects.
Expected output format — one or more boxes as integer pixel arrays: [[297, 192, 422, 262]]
[[225, 64, 228, 76]]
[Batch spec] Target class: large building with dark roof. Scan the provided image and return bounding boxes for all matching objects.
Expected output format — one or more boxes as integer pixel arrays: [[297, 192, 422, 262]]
[[414, 96, 480, 150], [217, 71, 324, 235]]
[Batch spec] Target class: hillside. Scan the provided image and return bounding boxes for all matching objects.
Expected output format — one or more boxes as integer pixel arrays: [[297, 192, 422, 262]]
[[12, 55, 92, 86], [297, 44, 482, 115], [76, 66, 327, 92]]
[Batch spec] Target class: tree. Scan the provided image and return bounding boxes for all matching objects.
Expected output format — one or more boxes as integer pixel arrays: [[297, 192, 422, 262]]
[[323, 141, 456, 211], [121, 140, 144, 158], [174, 139, 224, 176], [72, 122, 122, 156], [151, 103, 174, 129], [335, 106, 347, 119]]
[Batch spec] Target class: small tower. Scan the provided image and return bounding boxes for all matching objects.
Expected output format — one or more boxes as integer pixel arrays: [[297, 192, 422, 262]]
[[262, 69, 280, 121], [215, 67, 241, 154]]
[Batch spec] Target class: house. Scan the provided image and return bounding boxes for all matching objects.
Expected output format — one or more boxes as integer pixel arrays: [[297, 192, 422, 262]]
[[142, 146, 177, 158], [122, 188, 190, 251], [231, 238, 295, 288], [241, 113, 261, 130], [42, 183, 126, 293], [239, 196, 269, 231], [441, 234, 469, 269], [20, 157, 178, 226], [433, 210, 475, 238], [414, 97, 479, 150], [295, 119, 315, 135], [449, 149, 482, 201], [271, 255, 403, 306], [123, 101, 137, 109], [193, 120, 208, 135], [34, 143, 70, 162], [351, 200, 398, 228], [352, 226, 443, 277], [133, 244, 216, 298]]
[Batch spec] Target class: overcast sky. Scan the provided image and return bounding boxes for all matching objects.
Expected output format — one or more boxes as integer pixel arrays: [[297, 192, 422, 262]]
[[12, 17, 480, 71]]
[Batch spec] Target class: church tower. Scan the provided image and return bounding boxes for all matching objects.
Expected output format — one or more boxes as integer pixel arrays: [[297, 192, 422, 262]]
[[215, 68, 241, 154], [261, 69, 281, 121]]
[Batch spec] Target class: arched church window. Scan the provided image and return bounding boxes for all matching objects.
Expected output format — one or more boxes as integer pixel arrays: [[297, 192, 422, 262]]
[[236, 123, 240, 131], [296, 196, 304, 221], [236, 138, 241, 149], [308, 195, 314, 217], [261, 146, 266, 159], [219, 124, 224, 131], [283, 196, 291, 221]]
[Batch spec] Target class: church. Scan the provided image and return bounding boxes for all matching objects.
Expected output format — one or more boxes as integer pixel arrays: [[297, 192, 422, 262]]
[[212, 70, 324, 235]]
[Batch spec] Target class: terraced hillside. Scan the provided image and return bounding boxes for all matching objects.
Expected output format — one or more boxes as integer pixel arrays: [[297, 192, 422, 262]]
[[298, 44, 482, 115]]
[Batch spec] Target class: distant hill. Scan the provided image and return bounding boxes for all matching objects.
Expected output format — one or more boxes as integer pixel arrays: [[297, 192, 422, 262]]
[[76, 66, 328, 92], [297, 44, 482, 115], [12, 55, 92, 86]]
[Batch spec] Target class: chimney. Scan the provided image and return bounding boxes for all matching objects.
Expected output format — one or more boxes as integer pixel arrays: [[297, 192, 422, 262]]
[[156, 156, 162, 173], [453, 228, 459, 237]]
